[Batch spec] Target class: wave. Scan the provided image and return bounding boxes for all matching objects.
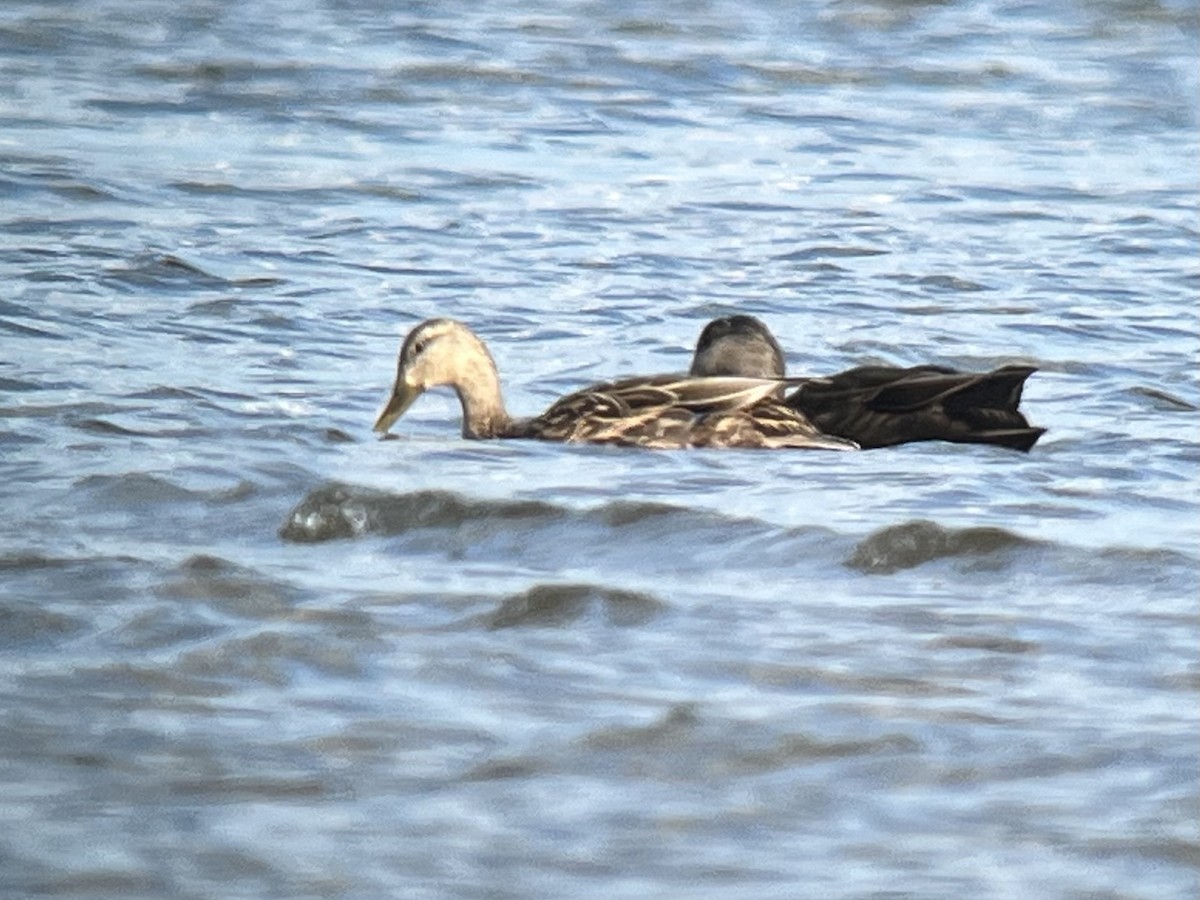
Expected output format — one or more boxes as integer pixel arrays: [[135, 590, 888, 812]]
[[278, 483, 1199, 589], [465, 703, 920, 783], [74, 472, 208, 504], [278, 482, 796, 545], [845, 520, 1037, 574], [481, 583, 665, 630], [71, 473, 260, 510], [278, 483, 565, 543], [100, 252, 284, 291]]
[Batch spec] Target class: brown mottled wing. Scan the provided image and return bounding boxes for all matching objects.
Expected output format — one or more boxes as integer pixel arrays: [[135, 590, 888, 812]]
[[693, 400, 859, 450], [526, 374, 822, 449], [605, 374, 792, 411], [528, 383, 694, 448], [575, 404, 696, 448]]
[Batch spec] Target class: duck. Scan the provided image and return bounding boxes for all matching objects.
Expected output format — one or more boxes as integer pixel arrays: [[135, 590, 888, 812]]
[[689, 315, 1045, 451], [374, 318, 858, 450]]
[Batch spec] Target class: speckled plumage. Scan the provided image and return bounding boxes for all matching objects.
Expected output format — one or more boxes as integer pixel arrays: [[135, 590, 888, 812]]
[[375, 318, 857, 450]]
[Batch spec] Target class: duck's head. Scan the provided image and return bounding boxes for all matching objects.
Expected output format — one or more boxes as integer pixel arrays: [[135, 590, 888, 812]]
[[373, 318, 500, 435], [690, 315, 786, 379]]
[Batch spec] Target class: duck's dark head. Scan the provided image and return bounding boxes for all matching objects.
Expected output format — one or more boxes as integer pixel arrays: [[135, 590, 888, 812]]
[[689, 315, 786, 379]]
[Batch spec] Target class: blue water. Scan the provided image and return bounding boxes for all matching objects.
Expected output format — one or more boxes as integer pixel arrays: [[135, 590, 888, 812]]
[[1, 1, 1198, 897]]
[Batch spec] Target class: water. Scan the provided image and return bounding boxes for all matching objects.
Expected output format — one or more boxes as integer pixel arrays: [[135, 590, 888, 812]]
[[2, 0, 1198, 897]]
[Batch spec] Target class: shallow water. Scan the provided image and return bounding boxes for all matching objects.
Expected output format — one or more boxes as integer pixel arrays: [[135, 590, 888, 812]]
[[2, 0, 1198, 897]]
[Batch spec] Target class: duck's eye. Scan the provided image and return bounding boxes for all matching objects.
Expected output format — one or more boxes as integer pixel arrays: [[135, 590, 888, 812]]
[[409, 336, 430, 358]]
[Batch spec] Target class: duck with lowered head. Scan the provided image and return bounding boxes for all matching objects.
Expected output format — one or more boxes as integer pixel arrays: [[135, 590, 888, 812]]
[[689, 314, 1045, 451], [374, 318, 858, 451]]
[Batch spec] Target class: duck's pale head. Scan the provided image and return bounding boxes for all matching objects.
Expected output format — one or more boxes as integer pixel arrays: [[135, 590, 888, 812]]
[[373, 318, 505, 436], [690, 315, 786, 379]]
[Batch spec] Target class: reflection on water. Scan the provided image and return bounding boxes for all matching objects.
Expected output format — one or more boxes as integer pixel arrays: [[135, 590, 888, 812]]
[[1, 0, 1197, 897]]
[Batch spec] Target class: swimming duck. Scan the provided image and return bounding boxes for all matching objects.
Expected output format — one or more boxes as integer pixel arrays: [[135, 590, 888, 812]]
[[689, 315, 1045, 451], [374, 318, 857, 450]]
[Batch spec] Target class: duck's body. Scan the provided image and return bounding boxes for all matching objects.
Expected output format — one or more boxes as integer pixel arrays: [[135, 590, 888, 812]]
[[375, 318, 857, 450], [786, 362, 1043, 451], [690, 315, 1045, 451], [521, 372, 856, 449]]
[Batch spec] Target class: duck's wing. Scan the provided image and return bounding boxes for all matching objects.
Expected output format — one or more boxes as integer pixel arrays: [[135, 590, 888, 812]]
[[939, 365, 1038, 416], [692, 399, 859, 451], [602, 373, 795, 412], [787, 365, 1044, 451], [802, 364, 958, 393], [525, 374, 807, 449], [525, 381, 695, 448], [864, 365, 1035, 415]]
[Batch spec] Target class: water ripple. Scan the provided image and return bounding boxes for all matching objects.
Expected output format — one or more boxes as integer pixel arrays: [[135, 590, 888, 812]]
[[480, 582, 666, 630], [1, 0, 1197, 896]]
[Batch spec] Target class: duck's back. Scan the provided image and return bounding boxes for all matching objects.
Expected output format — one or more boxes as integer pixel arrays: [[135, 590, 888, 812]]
[[523, 374, 852, 450], [787, 365, 1044, 451]]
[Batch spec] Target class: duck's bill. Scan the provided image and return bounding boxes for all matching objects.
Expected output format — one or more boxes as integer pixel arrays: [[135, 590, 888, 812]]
[[373, 382, 420, 435]]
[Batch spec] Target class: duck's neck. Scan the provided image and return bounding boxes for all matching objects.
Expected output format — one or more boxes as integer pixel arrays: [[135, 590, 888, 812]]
[[453, 351, 512, 439]]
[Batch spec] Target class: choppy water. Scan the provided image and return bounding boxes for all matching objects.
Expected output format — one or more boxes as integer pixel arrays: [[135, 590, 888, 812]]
[[2, 1, 1198, 897]]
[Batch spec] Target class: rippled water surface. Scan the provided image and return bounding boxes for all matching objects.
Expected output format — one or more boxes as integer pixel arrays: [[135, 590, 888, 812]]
[[2, 0, 1198, 897]]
